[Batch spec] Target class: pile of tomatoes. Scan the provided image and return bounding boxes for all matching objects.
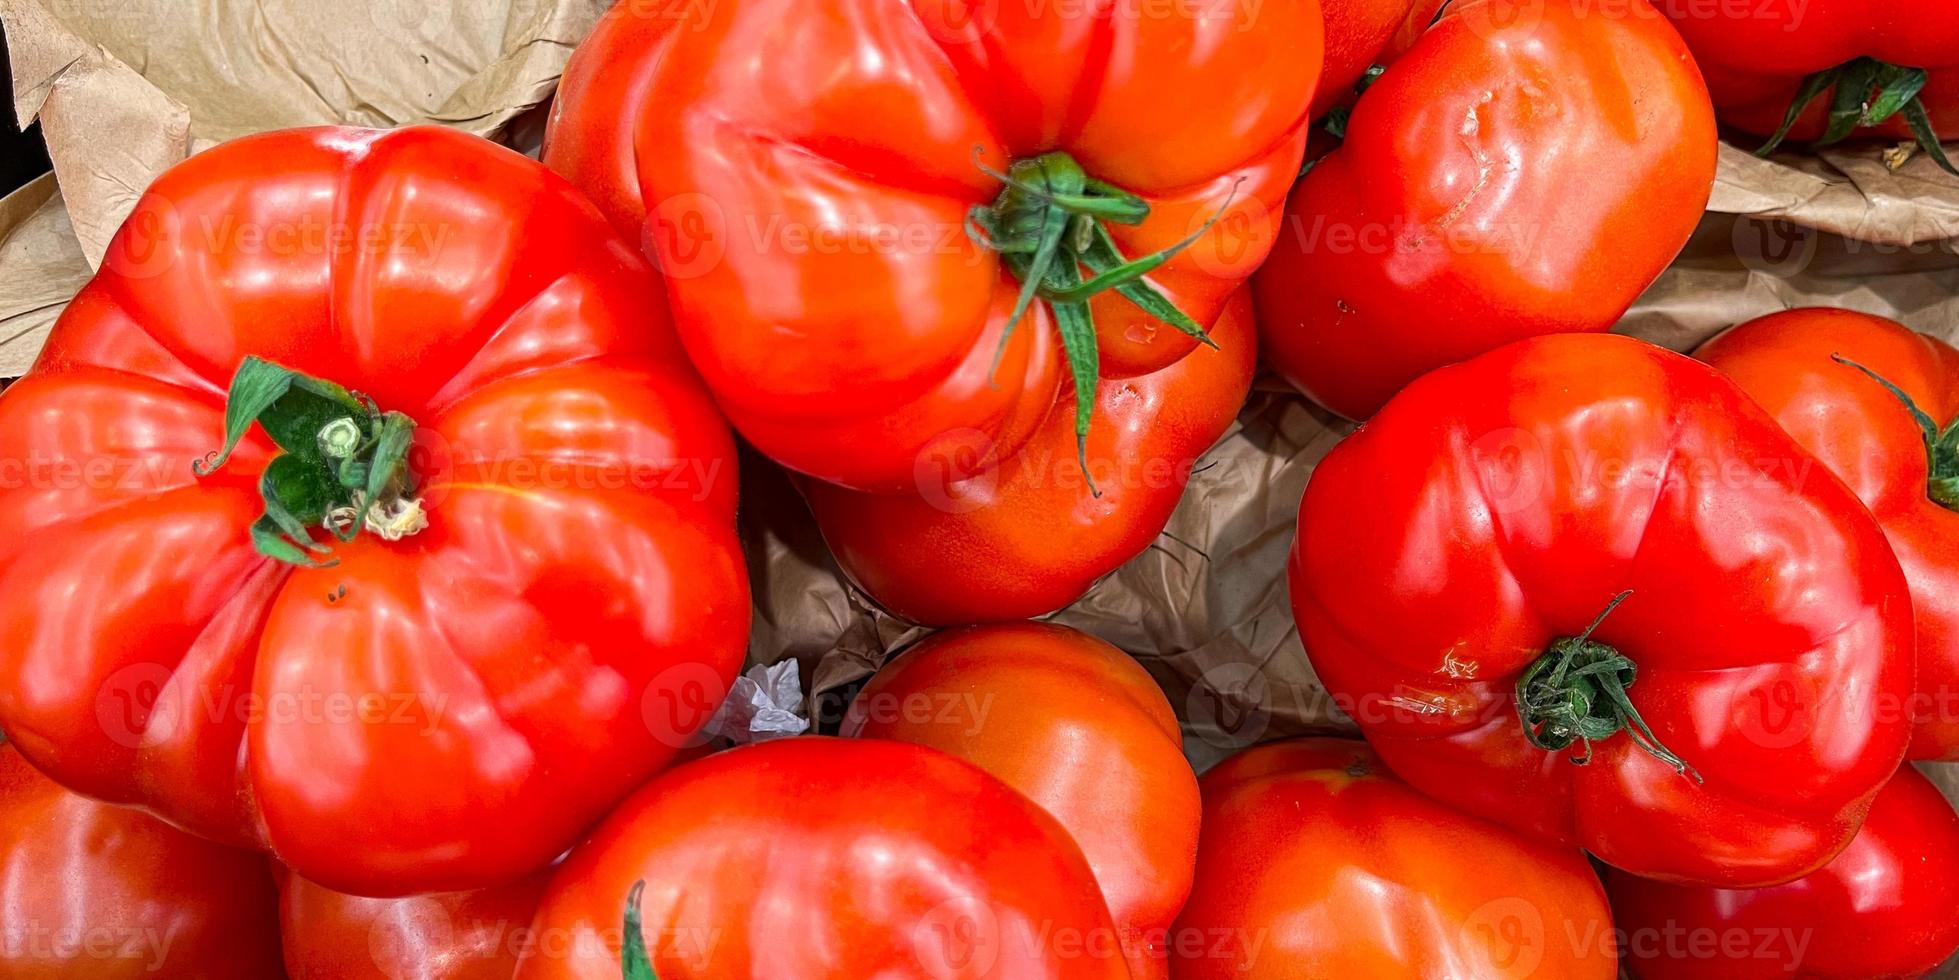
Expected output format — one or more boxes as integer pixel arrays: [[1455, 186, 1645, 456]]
[[0, 0, 1956, 977]]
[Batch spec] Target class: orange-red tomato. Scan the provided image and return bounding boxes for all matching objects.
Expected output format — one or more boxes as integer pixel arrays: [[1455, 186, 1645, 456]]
[[0, 126, 750, 896], [514, 738, 1129, 980], [1171, 738, 1617, 979], [1608, 766, 1959, 980], [802, 290, 1255, 625], [0, 745, 284, 979], [545, 0, 1322, 493], [1257, 0, 1717, 420], [842, 622, 1199, 979], [1312, 0, 1444, 118], [280, 868, 549, 980], [1699, 308, 1959, 761]]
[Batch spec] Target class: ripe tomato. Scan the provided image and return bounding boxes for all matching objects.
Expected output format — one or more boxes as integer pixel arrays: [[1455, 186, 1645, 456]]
[[801, 290, 1255, 625], [1658, 0, 1958, 170], [841, 622, 1199, 979], [280, 868, 549, 980], [0, 745, 284, 979], [514, 738, 1129, 979], [1291, 333, 1913, 887], [1312, 0, 1444, 118], [1171, 738, 1617, 979], [0, 126, 750, 896], [1257, 0, 1717, 420], [1699, 308, 1959, 760], [545, 0, 1322, 493], [1607, 765, 1959, 979]]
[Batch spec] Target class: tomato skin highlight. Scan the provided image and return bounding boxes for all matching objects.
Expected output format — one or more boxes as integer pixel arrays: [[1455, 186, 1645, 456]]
[[513, 737, 1131, 980], [1171, 738, 1618, 979], [802, 289, 1256, 626], [280, 867, 549, 980], [0, 745, 286, 980], [1699, 308, 1959, 761], [544, 0, 1323, 493], [1290, 332, 1913, 887], [0, 126, 751, 897], [1257, 0, 1717, 421], [843, 622, 1200, 980], [1608, 765, 1959, 980]]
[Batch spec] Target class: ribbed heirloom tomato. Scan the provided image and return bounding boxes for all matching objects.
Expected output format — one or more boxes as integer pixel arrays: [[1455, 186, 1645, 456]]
[[0, 127, 750, 896], [1257, 0, 1718, 420], [281, 868, 550, 979], [1171, 738, 1616, 979], [1291, 333, 1914, 887], [1699, 309, 1959, 760], [514, 738, 1130, 980], [1658, 0, 1959, 171], [0, 745, 285, 980], [544, 0, 1323, 493], [842, 622, 1200, 980], [1607, 766, 1959, 979]]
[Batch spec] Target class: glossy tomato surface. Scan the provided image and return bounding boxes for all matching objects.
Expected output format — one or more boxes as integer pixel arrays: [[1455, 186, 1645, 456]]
[[802, 289, 1256, 625], [545, 0, 1321, 491], [1291, 333, 1913, 887], [0, 745, 285, 979], [1171, 738, 1617, 979], [1700, 309, 1959, 760], [1608, 765, 1959, 979], [842, 622, 1199, 979], [1257, 0, 1717, 420], [0, 126, 750, 896], [1312, 0, 1444, 118], [514, 737, 1129, 980], [1659, 0, 1959, 141], [281, 867, 549, 979]]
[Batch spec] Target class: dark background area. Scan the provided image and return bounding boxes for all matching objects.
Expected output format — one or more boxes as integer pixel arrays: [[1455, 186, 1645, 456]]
[[0, 24, 54, 197]]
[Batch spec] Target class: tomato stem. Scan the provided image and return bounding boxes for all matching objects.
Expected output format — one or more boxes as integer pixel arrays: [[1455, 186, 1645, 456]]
[[1833, 354, 1959, 511], [620, 880, 659, 980], [966, 150, 1237, 495], [1758, 57, 1958, 176], [1516, 591, 1701, 783], [193, 357, 426, 567]]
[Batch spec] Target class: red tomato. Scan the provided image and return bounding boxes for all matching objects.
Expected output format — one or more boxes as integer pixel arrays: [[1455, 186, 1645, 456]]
[[801, 290, 1255, 625], [1658, 0, 1958, 166], [1171, 738, 1617, 979], [841, 622, 1199, 980], [1290, 333, 1913, 887], [0, 745, 284, 979], [545, 0, 1321, 493], [1699, 309, 1959, 760], [513, 738, 1129, 980], [1256, 0, 1717, 420], [1607, 765, 1959, 979], [0, 126, 750, 896], [1312, 0, 1445, 118], [280, 868, 549, 980]]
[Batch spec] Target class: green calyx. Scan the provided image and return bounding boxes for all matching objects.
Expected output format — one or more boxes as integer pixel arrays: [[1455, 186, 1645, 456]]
[[620, 880, 659, 979], [1834, 354, 1959, 511], [1758, 56, 1958, 176], [966, 150, 1237, 496], [1516, 591, 1701, 783], [193, 357, 425, 568]]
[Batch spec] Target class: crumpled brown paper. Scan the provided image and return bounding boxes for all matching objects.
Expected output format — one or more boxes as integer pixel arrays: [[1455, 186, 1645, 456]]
[[1715, 141, 1959, 247], [0, 0, 605, 371], [0, 174, 86, 378]]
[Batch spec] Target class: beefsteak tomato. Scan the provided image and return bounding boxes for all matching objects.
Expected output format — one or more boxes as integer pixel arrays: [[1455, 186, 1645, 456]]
[[0, 126, 750, 896], [280, 867, 549, 980], [513, 737, 1129, 980], [1290, 333, 1913, 886], [1607, 765, 1959, 979], [1699, 308, 1959, 760], [544, 0, 1321, 493], [841, 622, 1199, 979], [1256, 0, 1718, 420], [1171, 738, 1616, 979], [0, 744, 284, 979], [1658, 0, 1959, 171], [801, 290, 1255, 625]]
